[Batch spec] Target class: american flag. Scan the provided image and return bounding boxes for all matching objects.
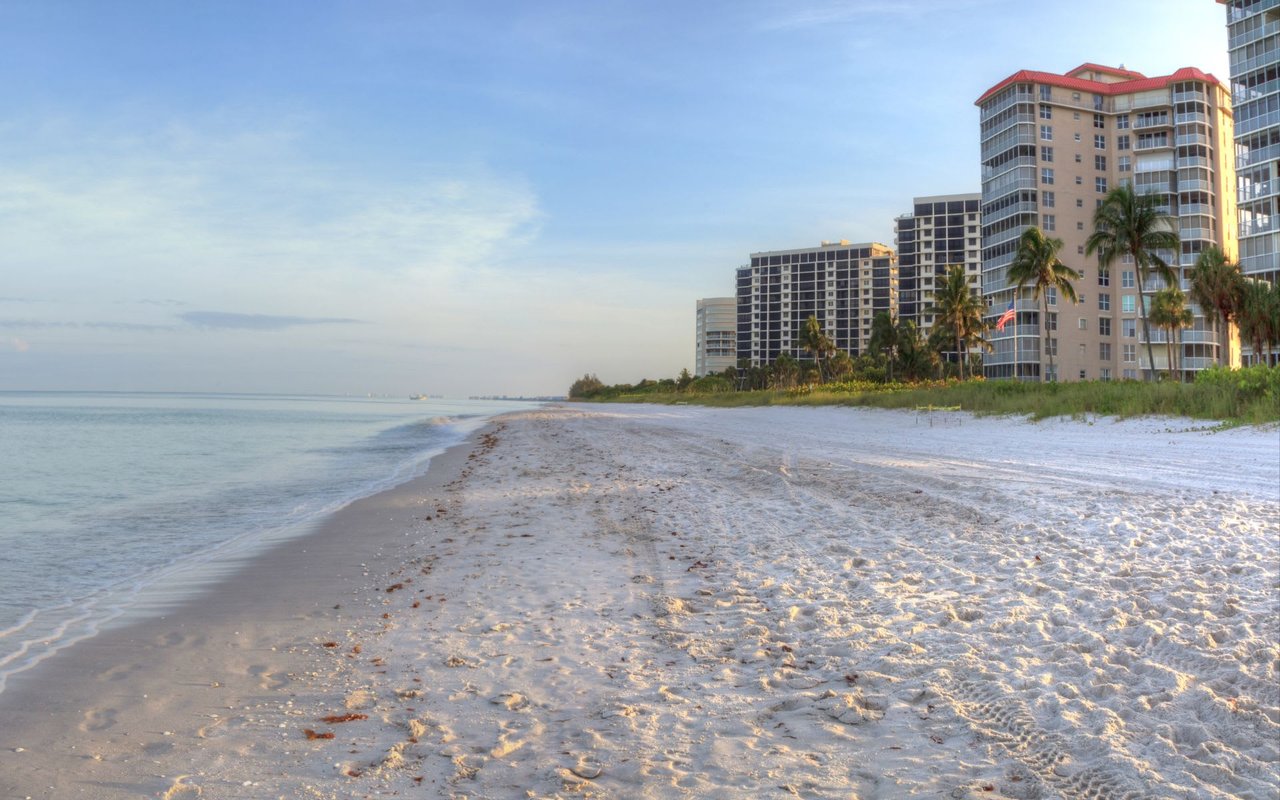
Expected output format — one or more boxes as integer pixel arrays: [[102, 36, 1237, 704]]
[[995, 300, 1016, 332]]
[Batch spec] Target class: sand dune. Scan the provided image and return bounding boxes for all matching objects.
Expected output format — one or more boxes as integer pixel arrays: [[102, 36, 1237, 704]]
[[1, 405, 1276, 799]]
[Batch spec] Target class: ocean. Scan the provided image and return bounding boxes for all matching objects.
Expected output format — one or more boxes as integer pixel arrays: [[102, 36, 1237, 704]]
[[0, 391, 533, 694]]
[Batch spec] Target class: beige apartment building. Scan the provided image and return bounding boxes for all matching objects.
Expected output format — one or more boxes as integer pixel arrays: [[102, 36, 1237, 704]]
[[694, 297, 737, 376], [894, 193, 983, 366], [735, 241, 896, 368], [977, 63, 1236, 381]]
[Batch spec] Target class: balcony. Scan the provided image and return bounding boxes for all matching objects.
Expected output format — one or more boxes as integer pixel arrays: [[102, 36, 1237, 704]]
[[1134, 115, 1171, 129], [1175, 133, 1209, 147], [1175, 111, 1209, 126], [1135, 137, 1172, 151], [1237, 141, 1280, 170], [1239, 179, 1277, 202], [1241, 216, 1280, 237], [1237, 107, 1280, 136], [980, 90, 1035, 122]]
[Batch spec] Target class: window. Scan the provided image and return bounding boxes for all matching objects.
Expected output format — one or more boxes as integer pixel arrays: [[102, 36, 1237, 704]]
[[1077, 221, 1084, 230], [1075, 175, 1083, 185], [1041, 167, 1055, 184], [1123, 343, 1136, 362], [1040, 104, 1052, 120], [1074, 133, 1082, 142], [1075, 153, 1083, 163], [1117, 134, 1130, 150], [1093, 113, 1105, 129], [1047, 287, 1058, 306], [1046, 337, 1058, 356], [1122, 270, 1135, 288], [1046, 312, 1058, 331], [1099, 317, 1112, 336], [1116, 114, 1130, 129], [1122, 319, 1136, 338], [1076, 198, 1084, 208], [1079, 369, 1088, 380], [1040, 125, 1053, 140], [1042, 214, 1056, 231], [1078, 317, 1087, 330], [1041, 145, 1054, 162], [1098, 269, 1110, 287], [1101, 368, 1112, 381], [1096, 177, 1108, 193], [1094, 134, 1106, 149], [1042, 190, 1055, 208], [1040, 85, 1052, 101], [1118, 156, 1131, 172], [1095, 155, 1107, 171], [1077, 245, 1085, 254], [1093, 94, 1103, 110], [1123, 368, 1137, 379], [1100, 342, 1112, 360], [1122, 294, 1136, 313], [1099, 293, 1111, 310]]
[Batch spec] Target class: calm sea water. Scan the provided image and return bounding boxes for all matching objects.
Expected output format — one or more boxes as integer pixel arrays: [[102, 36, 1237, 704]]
[[0, 392, 534, 693]]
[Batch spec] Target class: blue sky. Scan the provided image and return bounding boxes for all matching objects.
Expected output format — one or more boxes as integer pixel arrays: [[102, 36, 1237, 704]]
[[0, 0, 1231, 395]]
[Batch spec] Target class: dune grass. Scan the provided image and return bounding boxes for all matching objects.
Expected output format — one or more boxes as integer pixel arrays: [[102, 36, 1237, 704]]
[[580, 366, 1280, 425]]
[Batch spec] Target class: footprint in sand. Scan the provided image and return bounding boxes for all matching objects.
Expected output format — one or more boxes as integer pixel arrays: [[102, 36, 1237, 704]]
[[155, 631, 205, 648], [247, 665, 289, 690], [80, 708, 117, 732], [98, 663, 142, 682]]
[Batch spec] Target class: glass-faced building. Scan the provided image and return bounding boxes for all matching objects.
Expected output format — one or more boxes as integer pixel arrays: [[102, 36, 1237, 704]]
[[1219, 0, 1280, 285]]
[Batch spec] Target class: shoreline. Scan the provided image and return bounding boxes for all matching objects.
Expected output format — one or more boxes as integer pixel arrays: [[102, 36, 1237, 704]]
[[1, 404, 1275, 798], [0, 421, 485, 799]]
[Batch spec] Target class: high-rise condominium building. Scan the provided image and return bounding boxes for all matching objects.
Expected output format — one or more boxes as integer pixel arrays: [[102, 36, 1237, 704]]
[[977, 63, 1236, 381], [894, 193, 983, 354], [1219, 0, 1280, 285], [695, 297, 737, 376], [735, 242, 896, 368]]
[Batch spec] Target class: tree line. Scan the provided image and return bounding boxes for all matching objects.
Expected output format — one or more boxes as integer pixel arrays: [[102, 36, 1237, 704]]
[[571, 185, 1279, 399]]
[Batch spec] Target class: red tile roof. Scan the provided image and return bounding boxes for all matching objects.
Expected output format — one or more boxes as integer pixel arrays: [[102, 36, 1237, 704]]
[[976, 66, 1223, 106]]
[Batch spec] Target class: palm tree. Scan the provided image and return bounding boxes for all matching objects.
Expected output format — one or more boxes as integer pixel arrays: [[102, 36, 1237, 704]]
[[1007, 227, 1080, 382], [924, 264, 987, 380], [797, 315, 837, 383], [1188, 247, 1244, 367], [1149, 287, 1194, 381], [1237, 279, 1280, 366], [770, 352, 800, 389], [868, 311, 900, 382], [1086, 184, 1180, 381]]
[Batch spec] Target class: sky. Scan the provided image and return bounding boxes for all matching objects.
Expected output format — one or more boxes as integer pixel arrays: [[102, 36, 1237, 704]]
[[0, 0, 1232, 397]]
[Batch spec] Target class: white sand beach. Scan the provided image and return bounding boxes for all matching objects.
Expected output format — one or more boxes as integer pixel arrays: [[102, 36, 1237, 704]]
[[1, 405, 1277, 799]]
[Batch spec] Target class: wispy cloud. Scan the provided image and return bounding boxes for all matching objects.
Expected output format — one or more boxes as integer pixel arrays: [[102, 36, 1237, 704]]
[[0, 318, 175, 331], [179, 311, 365, 330]]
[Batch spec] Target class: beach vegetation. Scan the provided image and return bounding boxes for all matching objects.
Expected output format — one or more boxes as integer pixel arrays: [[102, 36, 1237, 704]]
[[1086, 184, 1180, 381], [1148, 286, 1194, 382], [1237, 278, 1280, 367], [568, 363, 1280, 424], [1188, 247, 1244, 368], [1007, 227, 1080, 382], [925, 264, 987, 380]]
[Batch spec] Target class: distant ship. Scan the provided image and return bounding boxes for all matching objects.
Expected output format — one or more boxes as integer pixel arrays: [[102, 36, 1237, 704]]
[[409, 394, 443, 400], [409, 394, 428, 400]]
